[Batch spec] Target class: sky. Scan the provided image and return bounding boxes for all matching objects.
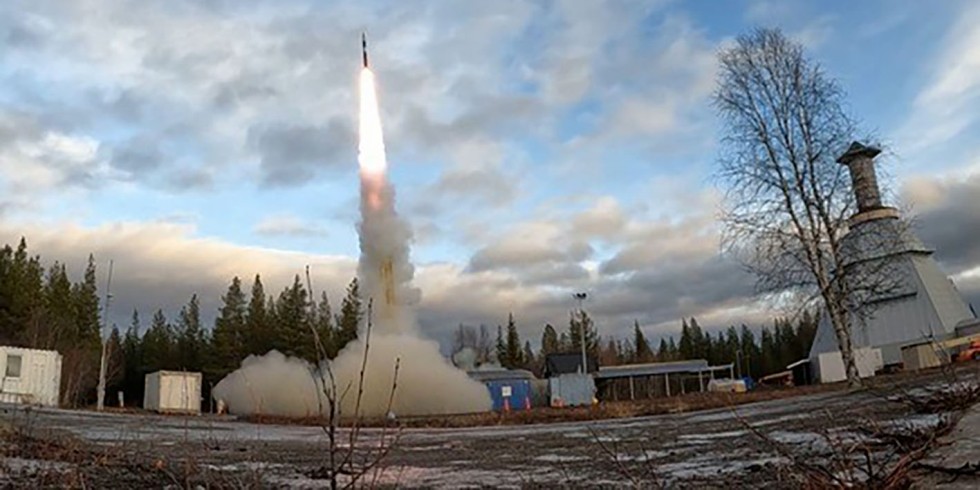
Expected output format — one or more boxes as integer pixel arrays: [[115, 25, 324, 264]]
[[1, 0, 979, 350]]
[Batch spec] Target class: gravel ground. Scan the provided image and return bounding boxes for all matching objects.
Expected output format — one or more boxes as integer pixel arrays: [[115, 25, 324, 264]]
[[0, 370, 969, 488]]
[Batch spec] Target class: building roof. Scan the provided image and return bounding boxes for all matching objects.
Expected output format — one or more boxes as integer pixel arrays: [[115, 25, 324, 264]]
[[467, 369, 535, 382], [595, 360, 732, 380], [544, 352, 598, 377]]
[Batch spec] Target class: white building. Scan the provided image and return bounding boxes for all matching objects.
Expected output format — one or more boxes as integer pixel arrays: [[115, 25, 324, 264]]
[[0, 346, 62, 407], [809, 143, 976, 371], [144, 370, 202, 414]]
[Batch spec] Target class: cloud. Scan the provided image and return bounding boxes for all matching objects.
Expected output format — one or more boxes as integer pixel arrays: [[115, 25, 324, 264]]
[[0, 220, 355, 330], [253, 214, 329, 238], [902, 173, 980, 274], [249, 119, 354, 187], [896, 2, 980, 155], [109, 136, 163, 174], [0, 111, 109, 208]]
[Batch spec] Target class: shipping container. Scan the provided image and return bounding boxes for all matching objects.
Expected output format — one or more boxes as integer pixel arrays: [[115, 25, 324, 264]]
[[144, 371, 202, 414], [468, 369, 536, 411], [0, 346, 62, 407], [813, 348, 881, 383], [549, 373, 595, 407]]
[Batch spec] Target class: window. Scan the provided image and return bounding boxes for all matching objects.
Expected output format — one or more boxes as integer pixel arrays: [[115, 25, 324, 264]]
[[5, 354, 21, 378]]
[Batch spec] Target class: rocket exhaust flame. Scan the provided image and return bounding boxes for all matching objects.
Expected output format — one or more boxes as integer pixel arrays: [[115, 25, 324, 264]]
[[212, 38, 491, 418]]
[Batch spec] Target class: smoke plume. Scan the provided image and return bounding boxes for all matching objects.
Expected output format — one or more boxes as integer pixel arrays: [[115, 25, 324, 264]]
[[214, 66, 491, 417]]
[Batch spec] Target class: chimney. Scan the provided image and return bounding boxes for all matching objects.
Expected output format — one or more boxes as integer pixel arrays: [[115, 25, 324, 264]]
[[837, 142, 883, 213]]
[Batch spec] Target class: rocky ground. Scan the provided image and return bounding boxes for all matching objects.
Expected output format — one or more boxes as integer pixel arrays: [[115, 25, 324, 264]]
[[1, 368, 977, 488]]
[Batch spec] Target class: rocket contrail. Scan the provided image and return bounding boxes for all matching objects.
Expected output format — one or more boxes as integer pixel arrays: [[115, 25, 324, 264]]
[[210, 34, 491, 418], [356, 36, 415, 332]]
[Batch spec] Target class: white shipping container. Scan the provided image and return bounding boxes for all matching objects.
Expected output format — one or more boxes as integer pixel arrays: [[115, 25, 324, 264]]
[[144, 371, 202, 414], [0, 346, 62, 407], [814, 348, 881, 383]]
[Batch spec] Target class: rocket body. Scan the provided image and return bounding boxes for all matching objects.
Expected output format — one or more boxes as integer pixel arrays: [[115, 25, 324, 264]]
[[362, 32, 369, 67]]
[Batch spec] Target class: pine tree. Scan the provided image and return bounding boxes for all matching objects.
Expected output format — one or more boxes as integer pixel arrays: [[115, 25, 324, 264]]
[[522, 341, 535, 371], [245, 275, 270, 355], [658, 338, 670, 361], [105, 326, 125, 396], [72, 255, 102, 344], [739, 324, 760, 379], [121, 310, 144, 404], [503, 313, 522, 368], [41, 263, 74, 348], [0, 244, 13, 342], [760, 326, 777, 376], [541, 324, 559, 355], [568, 310, 598, 359], [689, 317, 705, 359], [175, 294, 205, 371], [495, 325, 506, 365], [142, 309, 173, 373], [274, 275, 313, 362], [633, 321, 654, 363], [212, 277, 248, 377], [314, 291, 335, 359], [335, 278, 361, 351], [667, 337, 678, 360], [3, 239, 45, 345], [678, 318, 692, 359]]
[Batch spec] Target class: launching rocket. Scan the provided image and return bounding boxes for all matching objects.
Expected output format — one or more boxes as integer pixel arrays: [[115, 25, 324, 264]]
[[362, 32, 369, 68]]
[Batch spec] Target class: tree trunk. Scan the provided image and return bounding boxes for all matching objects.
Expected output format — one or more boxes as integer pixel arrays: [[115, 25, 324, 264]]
[[827, 301, 861, 387]]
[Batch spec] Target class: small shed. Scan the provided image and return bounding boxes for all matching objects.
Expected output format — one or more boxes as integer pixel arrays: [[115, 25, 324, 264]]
[[468, 369, 535, 411], [812, 348, 881, 383], [901, 341, 946, 371], [543, 352, 598, 377], [787, 359, 814, 386], [144, 371, 202, 414], [549, 373, 595, 407], [0, 346, 62, 407]]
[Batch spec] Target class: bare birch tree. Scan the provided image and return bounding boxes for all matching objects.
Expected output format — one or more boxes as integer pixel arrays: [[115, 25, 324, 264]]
[[713, 29, 890, 387]]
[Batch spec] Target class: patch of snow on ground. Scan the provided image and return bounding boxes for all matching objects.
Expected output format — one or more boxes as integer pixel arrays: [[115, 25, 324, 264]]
[[535, 454, 589, 463], [616, 449, 671, 462], [1, 457, 71, 473], [660, 455, 784, 480], [678, 430, 748, 441], [767, 430, 823, 445]]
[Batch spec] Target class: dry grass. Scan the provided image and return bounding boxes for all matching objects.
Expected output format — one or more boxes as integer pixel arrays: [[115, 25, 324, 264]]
[[0, 419, 264, 489], [242, 382, 843, 429]]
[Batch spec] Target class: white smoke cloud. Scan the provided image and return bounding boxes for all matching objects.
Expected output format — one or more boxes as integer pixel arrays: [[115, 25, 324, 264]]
[[212, 66, 491, 417], [213, 334, 491, 418]]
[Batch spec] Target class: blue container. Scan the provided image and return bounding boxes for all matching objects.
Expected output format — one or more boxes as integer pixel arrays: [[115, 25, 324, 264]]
[[485, 379, 532, 411]]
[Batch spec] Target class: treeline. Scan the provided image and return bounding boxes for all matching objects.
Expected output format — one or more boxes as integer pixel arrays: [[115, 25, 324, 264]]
[[2, 237, 820, 409], [0, 239, 102, 406], [456, 311, 819, 380], [117, 275, 365, 406], [0, 238, 368, 408]]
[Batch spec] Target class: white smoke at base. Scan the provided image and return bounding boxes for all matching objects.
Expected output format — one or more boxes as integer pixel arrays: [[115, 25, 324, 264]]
[[213, 67, 491, 417]]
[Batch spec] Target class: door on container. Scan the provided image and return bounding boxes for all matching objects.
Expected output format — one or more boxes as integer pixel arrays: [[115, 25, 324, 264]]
[[31, 357, 48, 405]]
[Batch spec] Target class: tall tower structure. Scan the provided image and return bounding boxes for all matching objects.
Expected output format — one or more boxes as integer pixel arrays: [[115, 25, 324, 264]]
[[808, 142, 974, 367]]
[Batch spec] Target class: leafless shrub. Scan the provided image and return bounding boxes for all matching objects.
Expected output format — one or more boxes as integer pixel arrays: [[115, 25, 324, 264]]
[[586, 425, 664, 489], [734, 406, 955, 489], [302, 289, 402, 489]]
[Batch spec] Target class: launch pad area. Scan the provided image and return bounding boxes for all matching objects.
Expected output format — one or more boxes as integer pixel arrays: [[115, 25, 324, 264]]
[[0, 368, 972, 488]]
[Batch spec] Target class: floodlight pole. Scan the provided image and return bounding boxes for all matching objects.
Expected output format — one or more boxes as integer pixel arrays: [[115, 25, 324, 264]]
[[574, 293, 588, 374], [96, 260, 114, 412]]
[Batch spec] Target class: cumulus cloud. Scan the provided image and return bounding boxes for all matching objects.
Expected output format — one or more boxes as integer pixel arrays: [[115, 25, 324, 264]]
[[249, 119, 354, 187], [896, 2, 980, 155], [253, 214, 329, 238]]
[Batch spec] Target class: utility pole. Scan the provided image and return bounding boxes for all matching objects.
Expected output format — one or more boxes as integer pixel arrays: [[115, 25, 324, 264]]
[[573, 292, 588, 374], [96, 260, 114, 412]]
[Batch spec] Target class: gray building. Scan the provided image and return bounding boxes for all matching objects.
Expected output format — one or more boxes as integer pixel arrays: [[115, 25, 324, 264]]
[[809, 143, 975, 367]]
